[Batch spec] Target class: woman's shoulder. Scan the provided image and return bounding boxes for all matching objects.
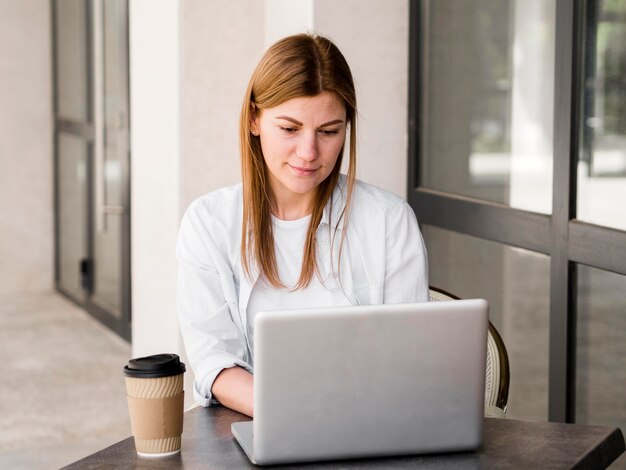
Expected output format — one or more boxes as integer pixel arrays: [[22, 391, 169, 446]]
[[330, 177, 416, 237], [343, 177, 408, 214], [177, 184, 243, 267], [186, 183, 243, 216], [182, 183, 243, 235]]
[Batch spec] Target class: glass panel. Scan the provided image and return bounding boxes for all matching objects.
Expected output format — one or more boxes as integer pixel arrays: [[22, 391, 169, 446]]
[[91, 0, 129, 317], [103, 0, 129, 133], [93, 212, 122, 315], [58, 133, 89, 300], [103, 0, 128, 208], [576, 265, 626, 458], [576, 265, 626, 469], [422, 225, 550, 421], [55, 0, 90, 121], [578, 0, 626, 231], [420, 0, 555, 214]]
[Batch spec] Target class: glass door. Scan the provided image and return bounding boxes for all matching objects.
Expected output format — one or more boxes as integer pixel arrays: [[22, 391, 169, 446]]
[[53, 0, 131, 340]]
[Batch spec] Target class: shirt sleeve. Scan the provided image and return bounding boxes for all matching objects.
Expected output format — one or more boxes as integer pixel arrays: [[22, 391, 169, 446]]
[[176, 202, 253, 407], [383, 201, 429, 303]]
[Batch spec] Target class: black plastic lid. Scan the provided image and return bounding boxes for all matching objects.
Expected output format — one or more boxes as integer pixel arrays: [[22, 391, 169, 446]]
[[123, 353, 186, 378]]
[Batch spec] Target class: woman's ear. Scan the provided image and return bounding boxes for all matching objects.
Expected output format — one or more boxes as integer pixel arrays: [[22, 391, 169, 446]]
[[250, 103, 260, 136]]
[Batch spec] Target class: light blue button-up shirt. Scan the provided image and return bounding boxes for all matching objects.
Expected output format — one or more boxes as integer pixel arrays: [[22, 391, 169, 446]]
[[176, 177, 429, 406]]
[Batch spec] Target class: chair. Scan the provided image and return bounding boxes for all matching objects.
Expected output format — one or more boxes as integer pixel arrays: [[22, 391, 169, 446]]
[[429, 286, 510, 418]]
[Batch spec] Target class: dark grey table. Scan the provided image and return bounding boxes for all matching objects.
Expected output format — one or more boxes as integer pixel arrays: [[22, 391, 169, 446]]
[[65, 405, 625, 469]]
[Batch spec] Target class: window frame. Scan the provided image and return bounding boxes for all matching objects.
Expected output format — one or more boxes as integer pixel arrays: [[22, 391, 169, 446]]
[[408, 0, 626, 423]]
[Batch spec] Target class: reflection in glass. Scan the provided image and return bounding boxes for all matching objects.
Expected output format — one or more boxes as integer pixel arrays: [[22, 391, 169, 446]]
[[422, 225, 550, 421], [91, 0, 129, 318], [104, 0, 129, 131], [102, 0, 128, 209], [93, 214, 122, 316], [55, 0, 89, 121], [420, 0, 555, 213], [58, 134, 88, 300], [576, 265, 626, 469], [576, 265, 626, 427], [578, 0, 626, 231]]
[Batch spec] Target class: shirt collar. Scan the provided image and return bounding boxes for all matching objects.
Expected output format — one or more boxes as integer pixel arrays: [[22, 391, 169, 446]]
[[320, 175, 348, 230]]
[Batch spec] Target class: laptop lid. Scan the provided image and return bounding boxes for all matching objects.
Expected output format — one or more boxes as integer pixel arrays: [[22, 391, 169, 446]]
[[238, 299, 488, 465]]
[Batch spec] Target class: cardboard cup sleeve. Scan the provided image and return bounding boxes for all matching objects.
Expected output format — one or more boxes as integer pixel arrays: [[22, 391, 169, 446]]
[[127, 392, 184, 440]]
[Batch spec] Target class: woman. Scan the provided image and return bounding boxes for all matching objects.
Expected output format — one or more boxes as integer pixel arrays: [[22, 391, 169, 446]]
[[177, 33, 429, 418]]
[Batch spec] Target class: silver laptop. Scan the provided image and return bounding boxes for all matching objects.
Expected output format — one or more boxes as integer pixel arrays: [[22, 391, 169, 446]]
[[231, 299, 488, 466]]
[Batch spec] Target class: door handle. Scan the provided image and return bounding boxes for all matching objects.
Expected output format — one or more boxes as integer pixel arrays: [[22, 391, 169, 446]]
[[103, 205, 125, 214]]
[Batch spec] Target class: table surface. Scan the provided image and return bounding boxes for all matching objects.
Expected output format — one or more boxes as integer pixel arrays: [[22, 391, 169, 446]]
[[64, 405, 625, 469]]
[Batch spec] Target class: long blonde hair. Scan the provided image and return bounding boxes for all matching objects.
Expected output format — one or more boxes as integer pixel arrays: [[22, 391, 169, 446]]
[[240, 33, 357, 289]]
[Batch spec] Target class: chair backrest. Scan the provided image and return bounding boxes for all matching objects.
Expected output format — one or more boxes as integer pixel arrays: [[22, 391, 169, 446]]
[[429, 287, 510, 418]]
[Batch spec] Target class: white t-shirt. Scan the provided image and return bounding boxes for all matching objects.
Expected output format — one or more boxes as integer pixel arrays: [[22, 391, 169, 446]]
[[247, 214, 351, 356]]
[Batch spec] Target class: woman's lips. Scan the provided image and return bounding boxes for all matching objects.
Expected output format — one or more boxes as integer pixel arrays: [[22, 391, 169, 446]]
[[288, 164, 319, 176]]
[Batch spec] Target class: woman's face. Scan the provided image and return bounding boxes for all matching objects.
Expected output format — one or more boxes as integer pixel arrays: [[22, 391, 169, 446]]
[[251, 92, 347, 214]]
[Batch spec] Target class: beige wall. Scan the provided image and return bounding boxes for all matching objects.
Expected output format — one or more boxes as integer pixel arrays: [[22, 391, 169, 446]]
[[0, 0, 53, 295], [130, 0, 182, 359], [315, 0, 409, 197], [179, 0, 264, 213]]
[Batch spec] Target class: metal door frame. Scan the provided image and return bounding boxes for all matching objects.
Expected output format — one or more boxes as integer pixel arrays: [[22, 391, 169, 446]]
[[51, 0, 131, 342]]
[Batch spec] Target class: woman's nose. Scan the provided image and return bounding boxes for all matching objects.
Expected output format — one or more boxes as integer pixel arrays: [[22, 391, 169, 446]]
[[296, 132, 319, 161]]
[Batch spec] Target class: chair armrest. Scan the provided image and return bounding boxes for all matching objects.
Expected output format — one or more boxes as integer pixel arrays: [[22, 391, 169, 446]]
[[485, 405, 506, 419]]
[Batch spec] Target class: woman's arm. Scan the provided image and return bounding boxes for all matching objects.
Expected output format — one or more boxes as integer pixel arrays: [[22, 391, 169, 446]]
[[383, 201, 429, 303], [212, 366, 254, 417], [177, 198, 253, 408]]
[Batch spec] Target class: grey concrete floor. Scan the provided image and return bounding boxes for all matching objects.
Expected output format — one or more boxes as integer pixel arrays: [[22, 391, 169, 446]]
[[0, 292, 131, 469]]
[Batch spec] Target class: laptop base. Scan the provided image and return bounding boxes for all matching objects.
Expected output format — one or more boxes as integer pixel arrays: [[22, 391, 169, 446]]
[[232, 421, 256, 465]]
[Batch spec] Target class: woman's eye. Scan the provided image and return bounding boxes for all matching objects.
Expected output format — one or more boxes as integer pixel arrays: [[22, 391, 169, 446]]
[[320, 129, 340, 136], [280, 127, 297, 133]]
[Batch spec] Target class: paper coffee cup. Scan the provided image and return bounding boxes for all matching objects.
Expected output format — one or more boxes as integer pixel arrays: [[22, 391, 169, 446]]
[[123, 354, 186, 457]]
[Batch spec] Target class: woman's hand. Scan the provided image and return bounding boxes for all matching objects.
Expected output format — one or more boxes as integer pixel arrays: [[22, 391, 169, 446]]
[[211, 366, 254, 417]]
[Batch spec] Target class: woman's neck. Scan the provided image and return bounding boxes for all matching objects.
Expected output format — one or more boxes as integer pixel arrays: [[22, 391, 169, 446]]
[[272, 202, 312, 221], [271, 190, 315, 221]]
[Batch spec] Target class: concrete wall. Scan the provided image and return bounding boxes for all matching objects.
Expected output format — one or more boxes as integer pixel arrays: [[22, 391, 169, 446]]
[[129, 0, 182, 358], [0, 0, 54, 295], [315, 0, 409, 197], [179, 0, 264, 213]]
